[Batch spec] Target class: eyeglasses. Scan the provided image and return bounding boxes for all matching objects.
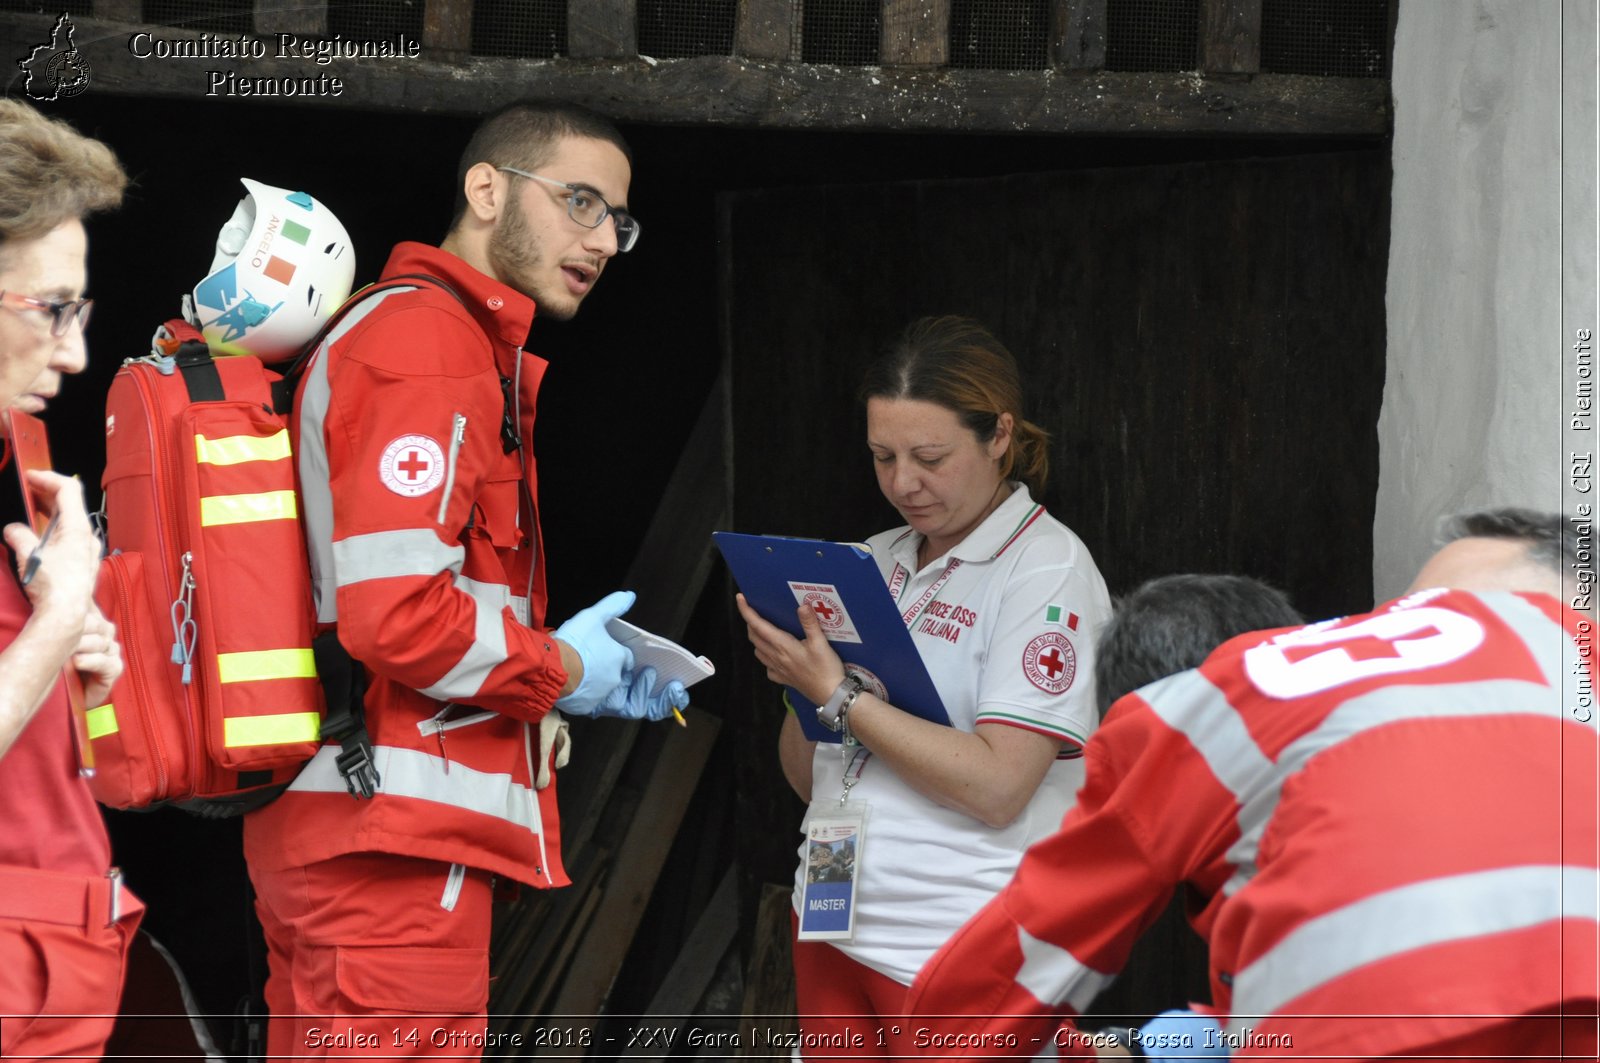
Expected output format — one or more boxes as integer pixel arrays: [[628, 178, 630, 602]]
[[497, 166, 641, 253], [0, 291, 93, 337]]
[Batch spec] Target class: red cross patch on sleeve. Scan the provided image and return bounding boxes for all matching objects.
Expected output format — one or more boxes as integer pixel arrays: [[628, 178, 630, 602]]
[[1022, 631, 1077, 695], [378, 433, 446, 498]]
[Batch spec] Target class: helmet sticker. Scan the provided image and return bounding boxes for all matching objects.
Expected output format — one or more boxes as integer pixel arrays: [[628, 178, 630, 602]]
[[378, 435, 446, 498]]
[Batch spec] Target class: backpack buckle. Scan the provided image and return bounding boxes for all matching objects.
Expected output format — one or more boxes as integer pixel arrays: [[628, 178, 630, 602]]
[[334, 735, 380, 799]]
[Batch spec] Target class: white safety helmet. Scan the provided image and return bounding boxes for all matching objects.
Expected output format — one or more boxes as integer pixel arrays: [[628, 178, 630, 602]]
[[187, 178, 355, 362]]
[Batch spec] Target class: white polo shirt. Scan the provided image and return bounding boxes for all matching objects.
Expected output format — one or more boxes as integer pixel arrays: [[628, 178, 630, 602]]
[[793, 483, 1111, 985]]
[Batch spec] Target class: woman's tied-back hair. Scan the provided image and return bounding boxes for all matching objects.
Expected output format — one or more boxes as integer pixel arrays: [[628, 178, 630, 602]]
[[0, 99, 127, 259], [450, 99, 632, 228], [859, 315, 1052, 495]]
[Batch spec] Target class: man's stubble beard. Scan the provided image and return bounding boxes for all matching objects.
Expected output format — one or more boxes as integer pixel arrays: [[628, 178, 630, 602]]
[[487, 193, 578, 322]]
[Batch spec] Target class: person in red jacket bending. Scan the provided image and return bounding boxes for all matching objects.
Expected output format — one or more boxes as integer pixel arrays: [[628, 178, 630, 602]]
[[905, 508, 1598, 1060], [242, 100, 687, 1058]]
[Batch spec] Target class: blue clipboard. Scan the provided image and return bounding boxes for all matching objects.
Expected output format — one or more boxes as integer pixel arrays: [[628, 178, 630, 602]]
[[714, 531, 950, 743]]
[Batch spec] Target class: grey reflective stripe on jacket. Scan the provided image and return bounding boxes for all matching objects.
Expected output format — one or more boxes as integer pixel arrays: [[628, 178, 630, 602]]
[[298, 287, 412, 625]]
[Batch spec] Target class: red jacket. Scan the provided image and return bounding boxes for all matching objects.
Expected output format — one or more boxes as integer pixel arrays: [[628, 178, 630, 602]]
[[245, 243, 570, 888], [905, 589, 1598, 1058]]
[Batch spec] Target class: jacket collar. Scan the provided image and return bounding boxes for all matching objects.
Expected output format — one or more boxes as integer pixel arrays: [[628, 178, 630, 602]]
[[380, 242, 537, 356]]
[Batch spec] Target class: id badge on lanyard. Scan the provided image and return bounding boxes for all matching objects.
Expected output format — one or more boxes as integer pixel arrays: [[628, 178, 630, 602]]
[[798, 744, 870, 941], [797, 801, 867, 941]]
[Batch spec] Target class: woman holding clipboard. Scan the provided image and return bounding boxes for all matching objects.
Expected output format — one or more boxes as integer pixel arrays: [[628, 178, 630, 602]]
[[0, 99, 137, 1061], [737, 316, 1111, 1054]]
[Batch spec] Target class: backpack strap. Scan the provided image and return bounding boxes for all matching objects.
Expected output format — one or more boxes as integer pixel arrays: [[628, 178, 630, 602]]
[[157, 319, 228, 403], [284, 273, 466, 800], [274, 273, 466, 413]]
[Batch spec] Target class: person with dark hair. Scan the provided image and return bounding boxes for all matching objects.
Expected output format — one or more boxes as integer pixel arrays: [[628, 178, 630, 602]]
[[0, 98, 137, 1061], [737, 315, 1111, 1054], [1093, 573, 1302, 718], [1087, 573, 1302, 1057], [241, 99, 684, 1057], [906, 508, 1598, 1060]]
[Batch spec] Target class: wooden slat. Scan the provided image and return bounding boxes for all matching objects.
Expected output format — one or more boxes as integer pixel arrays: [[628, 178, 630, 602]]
[[1050, 0, 1106, 70], [29, 14, 1389, 136], [1201, 0, 1262, 74], [622, 378, 729, 636], [881, 0, 948, 65], [736, 883, 798, 1056], [422, 0, 472, 61], [734, 0, 799, 62], [253, 0, 326, 38], [547, 707, 723, 1020], [509, 870, 606, 1042], [620, 868, 741, 1059], [488, 852, 608, 1033], [569, 0, 638, 59]]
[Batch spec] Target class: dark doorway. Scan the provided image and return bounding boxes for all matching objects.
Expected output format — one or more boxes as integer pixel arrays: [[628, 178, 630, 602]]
[[720, 149, 1390, 1023]]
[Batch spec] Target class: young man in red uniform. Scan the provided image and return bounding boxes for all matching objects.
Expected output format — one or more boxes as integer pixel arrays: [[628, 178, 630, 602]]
[[905, 509, 1598, 1060], [0, 99, 138, 1060], [242, 101, 686, 1057]]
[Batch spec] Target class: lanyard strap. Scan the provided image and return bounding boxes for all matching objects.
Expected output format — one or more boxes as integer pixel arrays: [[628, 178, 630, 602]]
[[894, 558, 963, 628]]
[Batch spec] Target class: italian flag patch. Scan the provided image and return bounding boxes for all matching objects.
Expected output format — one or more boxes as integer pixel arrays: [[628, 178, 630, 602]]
[[1045, 605, 1079, 631]]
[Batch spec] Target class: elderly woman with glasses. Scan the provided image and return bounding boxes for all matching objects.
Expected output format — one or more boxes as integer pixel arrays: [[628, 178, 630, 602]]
[[0, 98, 137, 1062], [737, 316, 1112, 1056]]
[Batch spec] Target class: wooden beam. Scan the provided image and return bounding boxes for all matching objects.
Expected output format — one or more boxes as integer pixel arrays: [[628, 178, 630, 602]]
[[1201, 0, 1262, 75], [881, 0, 947, 66], [736, 883, 798, 1055], [547, 707, 723, 1017], [734, 0, 798, 62], [622, 378, 729, 638], [93, 0, 140, 22], [21, 14, 1390, 135], [422, 0, 472, 62], [254, 0, 326, 39], [619, 868, 740, 1057], [1050, 0, 1105, 70], [569, 0, 637, 59]]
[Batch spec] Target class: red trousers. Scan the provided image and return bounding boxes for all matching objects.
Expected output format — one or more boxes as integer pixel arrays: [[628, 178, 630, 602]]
[[792, 912, 912, 1059], [0, 865, 144, 1062], [249, 851, 495, 1060]]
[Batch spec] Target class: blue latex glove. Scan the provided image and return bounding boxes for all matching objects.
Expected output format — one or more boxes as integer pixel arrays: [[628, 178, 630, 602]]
[[1131, 1010, 1228, 1060], [596, 666, 690, 722], [552, 591, 636, 716]]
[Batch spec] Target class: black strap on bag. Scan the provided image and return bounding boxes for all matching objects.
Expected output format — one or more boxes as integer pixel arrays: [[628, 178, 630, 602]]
[[311, 631, 378, 799], [173, 338, 225, 403]]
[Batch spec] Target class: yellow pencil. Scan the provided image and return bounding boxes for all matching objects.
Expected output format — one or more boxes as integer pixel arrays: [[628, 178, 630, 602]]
[[672, 706, 687, 727]]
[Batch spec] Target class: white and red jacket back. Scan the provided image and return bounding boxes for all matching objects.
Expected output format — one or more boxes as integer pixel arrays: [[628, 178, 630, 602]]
[[906, 588, 1599, 1058], [245, 243, 571, 889]]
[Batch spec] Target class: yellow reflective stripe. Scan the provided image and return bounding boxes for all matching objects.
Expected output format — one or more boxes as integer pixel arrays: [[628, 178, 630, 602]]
[[199, 490, 297, 526], [217, 648, 317, 684], [194, 430, 292, 466], [86, 703, 118, 740], [223, 712, 322, 748]]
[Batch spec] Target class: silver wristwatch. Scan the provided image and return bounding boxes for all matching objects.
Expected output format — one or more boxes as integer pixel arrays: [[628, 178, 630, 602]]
[[817, 673, 865, 733]]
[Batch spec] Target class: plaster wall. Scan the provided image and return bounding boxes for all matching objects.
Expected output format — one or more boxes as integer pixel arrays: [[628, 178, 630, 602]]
[[1375, 0, 1589, 599]]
